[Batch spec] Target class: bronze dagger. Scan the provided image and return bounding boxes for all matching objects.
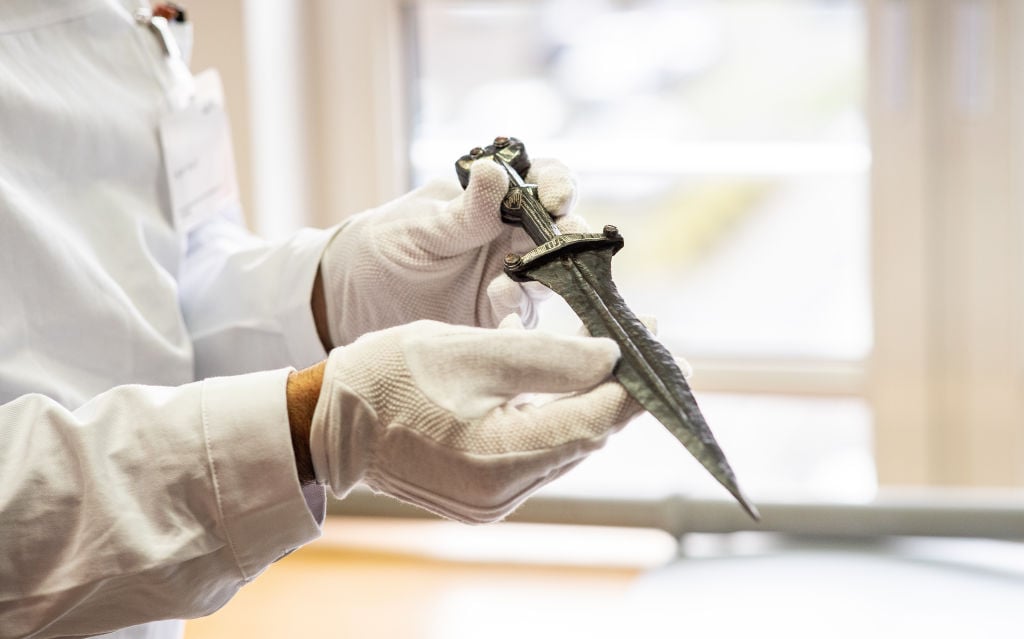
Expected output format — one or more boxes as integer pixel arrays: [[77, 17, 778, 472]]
[[457, 137, 759, 520]]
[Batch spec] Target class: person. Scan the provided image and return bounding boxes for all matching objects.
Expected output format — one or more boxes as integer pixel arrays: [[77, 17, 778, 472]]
[[0, 1, 649, 637]]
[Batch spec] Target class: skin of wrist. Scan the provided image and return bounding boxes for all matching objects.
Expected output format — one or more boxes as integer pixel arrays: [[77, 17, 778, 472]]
[[286, 361, 326, 485], [312, 265, 334, 352]]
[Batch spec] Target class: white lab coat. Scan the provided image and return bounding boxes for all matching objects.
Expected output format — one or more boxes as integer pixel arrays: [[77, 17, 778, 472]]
[[0, 1, 333, 637]]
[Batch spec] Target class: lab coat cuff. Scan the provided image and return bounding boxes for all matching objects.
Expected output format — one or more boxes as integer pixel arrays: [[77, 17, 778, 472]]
[[277, 225, 342, 369], [201, 368, 321, 581]]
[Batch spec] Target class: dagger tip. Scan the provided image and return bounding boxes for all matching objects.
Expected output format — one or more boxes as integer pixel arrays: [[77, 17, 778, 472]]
[[726, 484, 761, 521], [740, 498, 761, 522]]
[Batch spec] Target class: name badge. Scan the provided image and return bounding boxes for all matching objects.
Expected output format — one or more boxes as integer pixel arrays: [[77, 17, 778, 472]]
[[159, 69, 241, 234]]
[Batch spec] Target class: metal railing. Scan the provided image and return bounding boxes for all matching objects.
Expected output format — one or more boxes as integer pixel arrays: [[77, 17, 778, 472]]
[[328, 488, 1024, 540]]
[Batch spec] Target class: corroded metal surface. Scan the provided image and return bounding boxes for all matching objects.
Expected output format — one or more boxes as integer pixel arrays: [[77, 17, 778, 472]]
[[457, 137, 759, 520]]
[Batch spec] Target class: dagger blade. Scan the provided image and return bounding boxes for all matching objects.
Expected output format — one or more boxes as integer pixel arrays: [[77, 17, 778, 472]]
[[523, 249, 759, 520]]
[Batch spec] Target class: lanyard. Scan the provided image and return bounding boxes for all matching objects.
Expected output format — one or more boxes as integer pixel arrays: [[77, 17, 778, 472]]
[[134, 3, 187, 59], [133, 3, 194, 107]]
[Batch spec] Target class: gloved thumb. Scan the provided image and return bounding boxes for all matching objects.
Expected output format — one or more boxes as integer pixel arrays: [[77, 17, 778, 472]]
[[527, 158, 578, 219], [498, 313, 526, 330], [486, 275, 553, 328]]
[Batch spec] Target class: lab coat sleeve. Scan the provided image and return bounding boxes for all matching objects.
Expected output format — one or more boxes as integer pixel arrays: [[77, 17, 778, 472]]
[[179, 211, 341, 378], [0, 368, 320, 639]]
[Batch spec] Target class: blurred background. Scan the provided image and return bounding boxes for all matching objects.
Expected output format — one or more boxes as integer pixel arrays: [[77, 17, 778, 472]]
[[183, 0, 1024, 636]]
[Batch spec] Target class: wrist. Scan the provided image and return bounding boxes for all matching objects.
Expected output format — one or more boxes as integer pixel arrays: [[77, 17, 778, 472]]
[[311, 265, 334, 351], [286, 361, 326, 484]]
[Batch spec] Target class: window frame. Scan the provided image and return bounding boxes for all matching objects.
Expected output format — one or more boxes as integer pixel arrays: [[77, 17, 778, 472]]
[[868, 0, 1024, 486]]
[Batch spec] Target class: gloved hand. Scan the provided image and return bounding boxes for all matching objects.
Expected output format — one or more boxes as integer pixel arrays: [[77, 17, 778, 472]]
[[307, 317, 642, 523], [319, 158, 585, 347]]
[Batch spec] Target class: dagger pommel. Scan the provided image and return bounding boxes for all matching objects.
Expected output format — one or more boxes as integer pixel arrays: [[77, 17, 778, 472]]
[[455, 136, 530, 190]]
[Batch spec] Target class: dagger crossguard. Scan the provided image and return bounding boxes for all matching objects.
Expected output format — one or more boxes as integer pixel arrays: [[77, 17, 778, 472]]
[[501, 231, 624, 282], [456, 136, 623, 279]]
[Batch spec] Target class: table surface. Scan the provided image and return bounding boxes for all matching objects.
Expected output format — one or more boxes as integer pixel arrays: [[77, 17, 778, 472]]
[[184, 518, 1024, 639]]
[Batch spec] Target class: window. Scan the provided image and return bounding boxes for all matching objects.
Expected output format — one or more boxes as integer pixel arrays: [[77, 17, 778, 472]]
[[408, 0, 873, 503]]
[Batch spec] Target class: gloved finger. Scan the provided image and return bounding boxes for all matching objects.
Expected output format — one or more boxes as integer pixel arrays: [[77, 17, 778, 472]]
[[413, 160, 509, 257], [487, 275, 553, 329], [399, 455, 589, 525], [483, 378, 642, 453], [521, 280, 553, 304], [404, 329, 621, 419], [675, 355, 694, 379], [536, 378, 642, 442], [498, 312, 526, 330], [554, 213, 590, 234], [526, 158, 578, 218], [487, 275, 528, 327]]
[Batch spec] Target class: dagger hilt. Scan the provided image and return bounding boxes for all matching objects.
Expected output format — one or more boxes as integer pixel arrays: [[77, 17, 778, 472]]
[[456, 136, 624, 282], [455, 136, 560, 246]]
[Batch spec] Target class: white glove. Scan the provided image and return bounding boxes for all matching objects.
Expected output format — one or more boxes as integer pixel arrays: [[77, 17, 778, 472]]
[[319, 158, 586, 346], [308, 318, 642, 523]]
